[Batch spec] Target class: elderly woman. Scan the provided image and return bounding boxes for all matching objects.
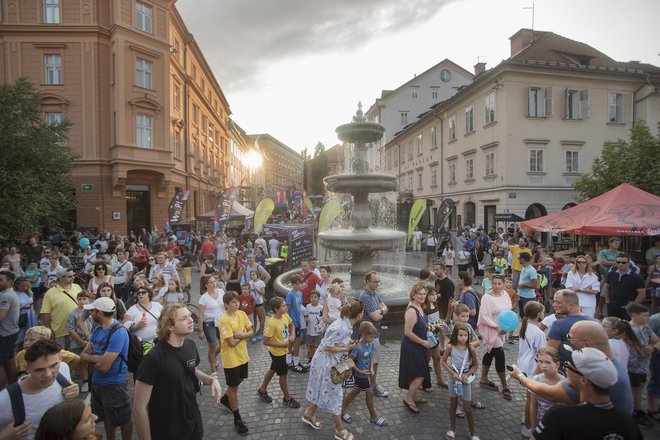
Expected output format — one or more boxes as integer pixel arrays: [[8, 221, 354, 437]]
[[399, 284, 434, 414], [303, 301, 363, 440], [124, 286, 162, 342], [564, 255, 600, 318]]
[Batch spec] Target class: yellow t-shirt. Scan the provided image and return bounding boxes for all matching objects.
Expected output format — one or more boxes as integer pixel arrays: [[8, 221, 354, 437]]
[[509, 246, 531, 272], [41, 284, 83, 337], [16, 349, 78, 373], [218, 311, 251, 369], [264, 313, 292, 356]]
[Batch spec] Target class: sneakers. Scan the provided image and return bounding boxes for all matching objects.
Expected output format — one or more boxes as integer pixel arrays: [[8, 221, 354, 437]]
[[235, 419, 248, 435], [257, 388, 273, 403], [283, 397, 301, 408], [521, 425, 532, 437], [373, 384, 389, 397], [220, 394, 232, 413], [256, 334, 263, 341], [292, 364, 309, 373]]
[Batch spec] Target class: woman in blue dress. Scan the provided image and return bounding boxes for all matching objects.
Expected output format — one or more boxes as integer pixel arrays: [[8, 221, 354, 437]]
[[399, 283, 434, 414], [303, 300, 363, 440]]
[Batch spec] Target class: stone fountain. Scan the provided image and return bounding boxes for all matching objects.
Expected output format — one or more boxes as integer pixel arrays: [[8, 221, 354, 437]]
[[318, 103, 407, 290]]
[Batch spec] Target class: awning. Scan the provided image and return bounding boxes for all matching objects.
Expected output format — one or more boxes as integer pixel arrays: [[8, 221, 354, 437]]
[[196, 201, 255, 221], [495, 213, 525, 222]]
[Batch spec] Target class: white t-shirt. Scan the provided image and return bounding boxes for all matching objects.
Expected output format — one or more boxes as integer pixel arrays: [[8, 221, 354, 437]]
[[305, 304, 324, 336], [541, 314, 558, 336], [327, 296, 342, 322], [317, 282, 329, 306], [517, 323, 547, 377], [249, 279, 266, 305], [198, 289, 226, 324], [112, 260, 133, 284], [125, 302, 162, 342], [0, 362, 71, 440], [609, 338, 630, 368]]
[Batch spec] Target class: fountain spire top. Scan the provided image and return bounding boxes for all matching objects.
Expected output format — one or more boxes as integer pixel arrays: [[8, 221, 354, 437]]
[[352, 101, 366, 123]]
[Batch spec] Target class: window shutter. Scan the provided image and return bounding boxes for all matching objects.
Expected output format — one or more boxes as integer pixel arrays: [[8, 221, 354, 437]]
[[544, 87, 553, 116], [579, 89, 589, 118], [564, 88, 570, 119]]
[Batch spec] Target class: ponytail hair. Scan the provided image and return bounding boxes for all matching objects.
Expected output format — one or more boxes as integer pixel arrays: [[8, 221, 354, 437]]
[[520, 300, 544, 340], [620, 319, 645, 355], [340, 300, 363, 320]]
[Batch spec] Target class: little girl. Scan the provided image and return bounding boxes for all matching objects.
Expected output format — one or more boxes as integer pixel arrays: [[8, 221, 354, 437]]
[[442, 243, 455, 277], [423, 285, 448, 389], [248, 270, 266, 341], [322, 283, 343, 325], [602, 316, 631, 367], [161, 278, 185, 305], [529, 346, 562, 434], [442, 323, 479, 440]]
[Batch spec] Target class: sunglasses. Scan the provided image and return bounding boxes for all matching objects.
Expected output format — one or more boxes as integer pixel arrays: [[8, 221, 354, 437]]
[[137, 290, 149, 295], [564, 363, 582, 376], [615, 261, 629, 265]]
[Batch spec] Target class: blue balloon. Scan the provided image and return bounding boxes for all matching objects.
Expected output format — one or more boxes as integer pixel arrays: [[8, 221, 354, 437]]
[[79, 237, 90, 249], [91, 249, 99, 254], [498, 310, 520, 333]]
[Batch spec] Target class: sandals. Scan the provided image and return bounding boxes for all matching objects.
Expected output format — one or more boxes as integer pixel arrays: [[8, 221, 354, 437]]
[[414, 398, 428, 404], [480, 380, 499, 391], [437, 382, 449, 389], [341, 412, 352, 424], [472, 400, 486, 409], [302, 413, 321, 430], [422, 387, 433, 393], [334, 429, 356, 440], [403, 399, 420, 414], [502, 388, 512, 400], [446, 431, 456, 440], [370, 417, 388, 427]]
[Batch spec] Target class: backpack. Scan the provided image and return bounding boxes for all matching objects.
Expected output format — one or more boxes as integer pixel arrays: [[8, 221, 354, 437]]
[[8, 373, 71, 426], [105, 323, 145, 373]]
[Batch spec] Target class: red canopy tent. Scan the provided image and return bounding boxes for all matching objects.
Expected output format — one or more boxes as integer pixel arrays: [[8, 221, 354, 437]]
[[522, 183, 660, 236]]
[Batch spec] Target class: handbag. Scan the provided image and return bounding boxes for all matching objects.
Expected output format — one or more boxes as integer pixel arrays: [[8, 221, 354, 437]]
[[331, 356, 355, 385], [426, 330, 439, 348]]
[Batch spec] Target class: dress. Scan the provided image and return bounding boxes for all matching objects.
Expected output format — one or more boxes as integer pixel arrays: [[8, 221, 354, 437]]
[[305, 317, 353, 415], [398, 306, 432, 389]]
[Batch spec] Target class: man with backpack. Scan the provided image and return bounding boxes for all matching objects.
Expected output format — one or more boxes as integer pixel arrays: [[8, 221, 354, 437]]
[[0, 339, 79, 439], [80, 296, 133, 440]]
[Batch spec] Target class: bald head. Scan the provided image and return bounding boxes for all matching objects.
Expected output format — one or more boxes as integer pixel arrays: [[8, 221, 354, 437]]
[[571, 321, 612, 358]]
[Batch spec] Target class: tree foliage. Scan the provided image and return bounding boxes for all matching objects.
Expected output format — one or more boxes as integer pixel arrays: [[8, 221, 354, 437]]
[[309, 142, 328, 195], [573, 120, 660, 200], [0, 77, 77, 239]]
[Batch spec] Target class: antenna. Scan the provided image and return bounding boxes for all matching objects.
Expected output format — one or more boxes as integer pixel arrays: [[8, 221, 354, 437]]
[[475, 56, 487, 64], [523, 2, 535, 32]]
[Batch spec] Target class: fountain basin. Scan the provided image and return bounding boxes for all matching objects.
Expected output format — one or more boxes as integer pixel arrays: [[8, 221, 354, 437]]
[[324, 174, 398, 194], [336, 122, 385, 144], [319, 229, 406, 252]]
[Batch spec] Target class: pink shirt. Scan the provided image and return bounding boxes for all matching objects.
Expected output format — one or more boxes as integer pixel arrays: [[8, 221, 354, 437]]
[[477, 291, 514, 353]]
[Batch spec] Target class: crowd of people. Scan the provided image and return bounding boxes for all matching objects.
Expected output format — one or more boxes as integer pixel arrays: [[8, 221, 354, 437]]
[[0, 229, 659, 439]]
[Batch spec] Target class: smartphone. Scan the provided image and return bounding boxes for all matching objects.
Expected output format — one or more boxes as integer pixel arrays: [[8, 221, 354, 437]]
[[506, 365, 514, 372]]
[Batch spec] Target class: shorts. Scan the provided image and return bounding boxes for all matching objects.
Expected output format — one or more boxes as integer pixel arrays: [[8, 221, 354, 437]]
[[354, 375, 372, 391], [294, 328, 306, 339], [447, 376, 472, 401], [628, 372, 647, 387], [55, 335, 70, 350], [224, 362, 248, 387], [91, 382, 132, 427], [69, 346, 83, 356], [0, 333, 18, 363], [306, 334, 323, 346], [254, 303, 264, 308], [651, 287, 660, 299], [203, 321, 219, 344], [269, 353, 288, 376], [371, 337, 381, 364]]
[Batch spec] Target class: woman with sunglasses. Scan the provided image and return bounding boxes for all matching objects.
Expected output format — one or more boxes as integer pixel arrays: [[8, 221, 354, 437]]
[[565, 255, 600, 318], [141, 255, 157, 283], [87, 262, 114, 295], [125, 286, 162, 343]]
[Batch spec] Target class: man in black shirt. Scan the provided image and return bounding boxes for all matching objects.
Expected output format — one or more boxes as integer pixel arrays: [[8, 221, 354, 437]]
[[604, 253, 646, 319], [133, 304, 221, 440], [533, 346, 639, 440], [433, 262, 455, 321]]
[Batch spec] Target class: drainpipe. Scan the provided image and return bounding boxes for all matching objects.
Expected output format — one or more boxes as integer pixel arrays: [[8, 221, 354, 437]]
[[183, 34, 194, 219], [433, 109, 444, 229], [632, 75, 651, 124]]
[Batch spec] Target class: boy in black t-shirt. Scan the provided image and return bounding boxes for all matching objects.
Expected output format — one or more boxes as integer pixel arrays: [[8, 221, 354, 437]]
[[133, 304, 221, 440], [534, 346, 640, 440]]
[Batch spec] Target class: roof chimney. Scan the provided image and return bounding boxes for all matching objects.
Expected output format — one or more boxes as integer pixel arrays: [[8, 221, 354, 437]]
[[474, 62, 486, 76], [509, 29, 542, 56]]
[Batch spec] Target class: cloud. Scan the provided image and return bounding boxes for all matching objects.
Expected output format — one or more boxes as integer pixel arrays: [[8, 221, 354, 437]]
[[176, 0, 453, 90]]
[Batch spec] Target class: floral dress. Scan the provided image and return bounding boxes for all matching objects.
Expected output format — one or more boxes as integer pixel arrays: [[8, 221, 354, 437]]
[[305, 317, 352, 415]]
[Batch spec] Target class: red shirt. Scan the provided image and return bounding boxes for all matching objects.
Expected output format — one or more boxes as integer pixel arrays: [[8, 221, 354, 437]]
[[239, 293, 255, 316], [201, 240, 214, 258], [134, 248, 149, 264], [300, 271, 321, 305]]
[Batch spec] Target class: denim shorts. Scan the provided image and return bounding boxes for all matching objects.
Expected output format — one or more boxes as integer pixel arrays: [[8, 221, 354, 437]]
[[203, 321, 219, 344]]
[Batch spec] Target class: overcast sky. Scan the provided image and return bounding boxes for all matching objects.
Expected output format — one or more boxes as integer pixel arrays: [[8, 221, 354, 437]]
[[177, 0, 660, 153]]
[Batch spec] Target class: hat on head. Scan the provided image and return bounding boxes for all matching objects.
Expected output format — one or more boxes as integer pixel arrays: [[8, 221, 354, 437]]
[[53, 266, 74, 278], [83, 297, 116, 313], [559, 344, 617, 389]]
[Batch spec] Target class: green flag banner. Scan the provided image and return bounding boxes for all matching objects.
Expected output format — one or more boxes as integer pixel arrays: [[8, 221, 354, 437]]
[[407, 199, 427, 242], [304, 197, 315, 217], [318, 200, 341, 233], [253, 198, 274, 234]]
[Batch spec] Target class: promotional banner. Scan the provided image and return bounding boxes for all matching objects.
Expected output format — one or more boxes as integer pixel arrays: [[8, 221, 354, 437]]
[[303, 196, 314, 218], [407, 199, 427, 242], [435, 198, 457, 231], [318, 199, 341, 233], [214, 186, 238, 234], [165, 188, 190, 233], [253, 198, 275, 235]]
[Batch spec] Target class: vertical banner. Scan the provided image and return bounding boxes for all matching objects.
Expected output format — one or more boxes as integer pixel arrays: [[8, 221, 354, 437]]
[[214, 186, 238, 234], [253, 198, 275, 235], [407, 199, 427, 242], [435, 198, 457, 231], [302, 190, 307, 216], [318, 200, 341, 233], [304, 196, 314, 218], [166, 188, 190, 233]]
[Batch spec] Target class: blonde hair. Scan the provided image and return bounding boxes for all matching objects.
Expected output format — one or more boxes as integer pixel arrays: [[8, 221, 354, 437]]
[[571, 255, 593, 274], [26, 325, 54, 341], [359, 321, 377, 336], [328, 283, 341, 297], [156, 303, 188, 342]]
